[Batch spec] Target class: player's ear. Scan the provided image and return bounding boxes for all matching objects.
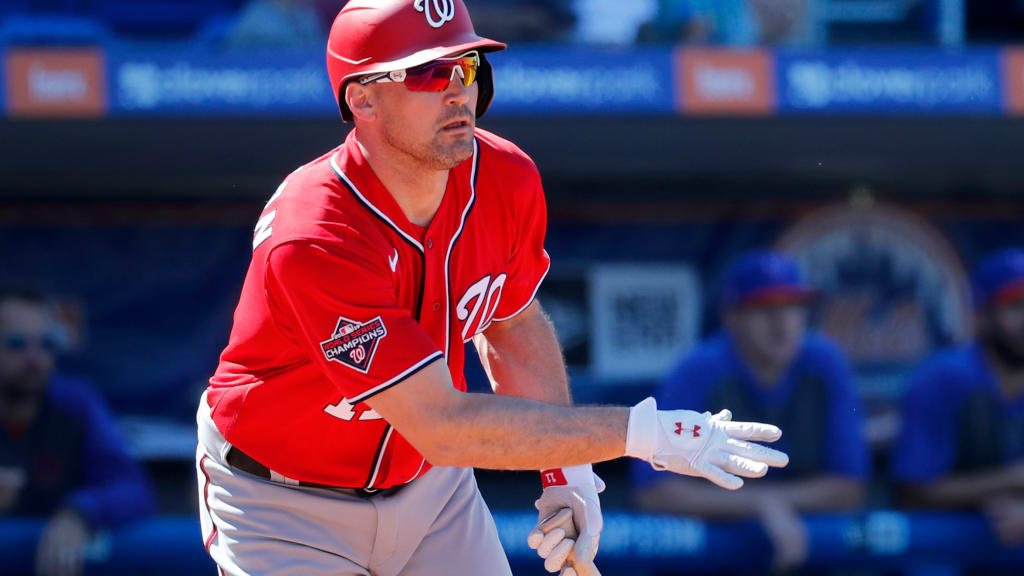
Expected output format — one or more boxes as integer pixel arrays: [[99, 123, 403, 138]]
[[346, 82, 377, 122]]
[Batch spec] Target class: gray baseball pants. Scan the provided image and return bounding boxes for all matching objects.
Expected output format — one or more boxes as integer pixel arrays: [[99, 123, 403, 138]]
[[196, 393, 513, 576]]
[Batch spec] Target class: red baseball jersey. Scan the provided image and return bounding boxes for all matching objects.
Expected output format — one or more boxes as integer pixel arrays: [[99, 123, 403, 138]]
[[206, 128, 550, 490]]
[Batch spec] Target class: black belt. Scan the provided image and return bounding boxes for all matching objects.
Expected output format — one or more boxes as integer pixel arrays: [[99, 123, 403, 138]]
[[225, 447, 402, 497]]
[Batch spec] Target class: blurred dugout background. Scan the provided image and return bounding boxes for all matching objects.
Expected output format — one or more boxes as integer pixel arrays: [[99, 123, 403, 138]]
[[2, 0, 1024, 575]]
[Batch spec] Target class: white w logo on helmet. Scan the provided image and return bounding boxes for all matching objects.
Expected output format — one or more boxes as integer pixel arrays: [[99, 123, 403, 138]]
[[414, 0, 456, 29]]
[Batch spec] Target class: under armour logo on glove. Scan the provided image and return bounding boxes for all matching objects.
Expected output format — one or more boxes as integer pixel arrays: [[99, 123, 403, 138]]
[[675, 422, 701, 437]]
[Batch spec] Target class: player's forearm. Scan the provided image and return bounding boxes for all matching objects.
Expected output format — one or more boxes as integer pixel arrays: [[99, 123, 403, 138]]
[[635, 476, 769, 518], [368, 359, 627, 469], [69, 475, 157, 527], [902, 468, 1019, 509], [775, 476, 864, 511], [428, 392, 628, 469], [635, 475, 863, 519], [476, 300, 571, 406]]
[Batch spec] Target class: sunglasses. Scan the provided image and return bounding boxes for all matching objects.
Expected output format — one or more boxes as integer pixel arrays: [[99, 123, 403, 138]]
[[359, 51, 480, 92], [2, 331, 63, 354]]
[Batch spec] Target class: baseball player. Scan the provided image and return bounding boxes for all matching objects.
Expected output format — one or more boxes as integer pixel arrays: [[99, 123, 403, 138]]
[[892, 248, 1024, 545], [196, 2, 789, 575]]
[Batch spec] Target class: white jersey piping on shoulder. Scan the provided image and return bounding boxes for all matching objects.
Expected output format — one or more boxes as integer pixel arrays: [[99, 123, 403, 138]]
[[329, 152, 426, 254]]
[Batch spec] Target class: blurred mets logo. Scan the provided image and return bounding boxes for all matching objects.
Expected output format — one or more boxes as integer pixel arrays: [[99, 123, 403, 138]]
[[321, 316, 388, 373], [414, 0, 455, 29], [777, 199, 971, 371]]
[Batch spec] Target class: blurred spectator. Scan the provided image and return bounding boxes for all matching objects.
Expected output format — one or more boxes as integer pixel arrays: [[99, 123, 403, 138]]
[[472, 0, 575, 43], [637, 0, 807, 45], [227, 0, 324, 49], [0, 290, 155, 576], [892, 248, 1024, 547], [631, 250, 867, 572], [571, 0, 657, 45], [313, 0, 344, 30]]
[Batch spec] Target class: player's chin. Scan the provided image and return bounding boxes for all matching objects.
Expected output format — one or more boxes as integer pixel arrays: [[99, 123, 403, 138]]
[[433, 138, 474, 166]]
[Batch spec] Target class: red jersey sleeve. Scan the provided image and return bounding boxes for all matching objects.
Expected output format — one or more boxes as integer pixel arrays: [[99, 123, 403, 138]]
[[264, 238, 442, 404], [493, 172, 551, 322]]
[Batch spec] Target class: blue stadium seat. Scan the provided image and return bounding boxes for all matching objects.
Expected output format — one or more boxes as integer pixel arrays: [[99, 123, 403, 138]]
[[0, 13, 110, 45], [192, 12, 239, 46], [0, 1, 31, 19], [0, 1, 86, 16], [84, 0, 245, 36]]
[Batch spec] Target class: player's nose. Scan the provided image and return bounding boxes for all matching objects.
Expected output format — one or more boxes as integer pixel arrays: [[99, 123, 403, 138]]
[[443, 75, 471, 107]]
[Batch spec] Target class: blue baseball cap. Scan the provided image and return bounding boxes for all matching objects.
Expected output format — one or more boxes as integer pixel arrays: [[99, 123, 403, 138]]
[[972, 248, 1024, 309], [722, 250, 815, 308]]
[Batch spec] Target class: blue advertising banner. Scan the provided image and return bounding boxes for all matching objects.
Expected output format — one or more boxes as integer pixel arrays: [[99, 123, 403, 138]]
[[777, 49, 1002, 115], [12, 44, 1008, 118], [4, 513, 1024, 574], [106, 46, 335, 117], [488, 46, 675, 116]]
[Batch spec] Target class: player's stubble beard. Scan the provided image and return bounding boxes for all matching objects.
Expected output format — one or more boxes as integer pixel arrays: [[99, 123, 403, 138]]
[[0, 364, 48, 424], [982, 322, 1024, 371], [381, 104, 476, 171]]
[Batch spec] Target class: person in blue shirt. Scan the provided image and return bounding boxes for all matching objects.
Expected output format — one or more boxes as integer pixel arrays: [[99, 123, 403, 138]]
[[892, 248, 1024, 547], [631, 250, 868, 572], [0, 290, 155, 576]]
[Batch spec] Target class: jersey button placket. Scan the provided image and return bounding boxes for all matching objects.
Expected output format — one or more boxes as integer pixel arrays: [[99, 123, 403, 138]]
[[425, 240, 439, 311]]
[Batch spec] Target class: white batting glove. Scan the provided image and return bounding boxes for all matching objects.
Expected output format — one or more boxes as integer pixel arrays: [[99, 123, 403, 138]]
[[625, 397, 789, 490], [527, 465, 604, 576]]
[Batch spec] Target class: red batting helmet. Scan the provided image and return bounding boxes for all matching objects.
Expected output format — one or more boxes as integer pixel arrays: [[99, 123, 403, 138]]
[[327, 0, 507, 122]]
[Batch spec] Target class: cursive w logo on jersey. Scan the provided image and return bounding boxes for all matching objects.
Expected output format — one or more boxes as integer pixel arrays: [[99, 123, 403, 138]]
[[414, 0, 455, 29], [457, 273, 506, 340]]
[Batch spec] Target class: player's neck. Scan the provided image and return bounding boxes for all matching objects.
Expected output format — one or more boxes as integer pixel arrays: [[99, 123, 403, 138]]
[[357, 138, 448, 228], [986, 349, 1024, 400], [732, 337, 786, 387], [0, 402, 39, 433], [748, 362, 785, 388], [981, 335, 1024, 399], [995, 367, 1024, 401]]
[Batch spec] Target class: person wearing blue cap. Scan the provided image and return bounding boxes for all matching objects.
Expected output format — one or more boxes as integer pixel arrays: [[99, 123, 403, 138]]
[[0, 289, 156, 576], [631, 250, 868, 572], [892, 248, 1024, 547]]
